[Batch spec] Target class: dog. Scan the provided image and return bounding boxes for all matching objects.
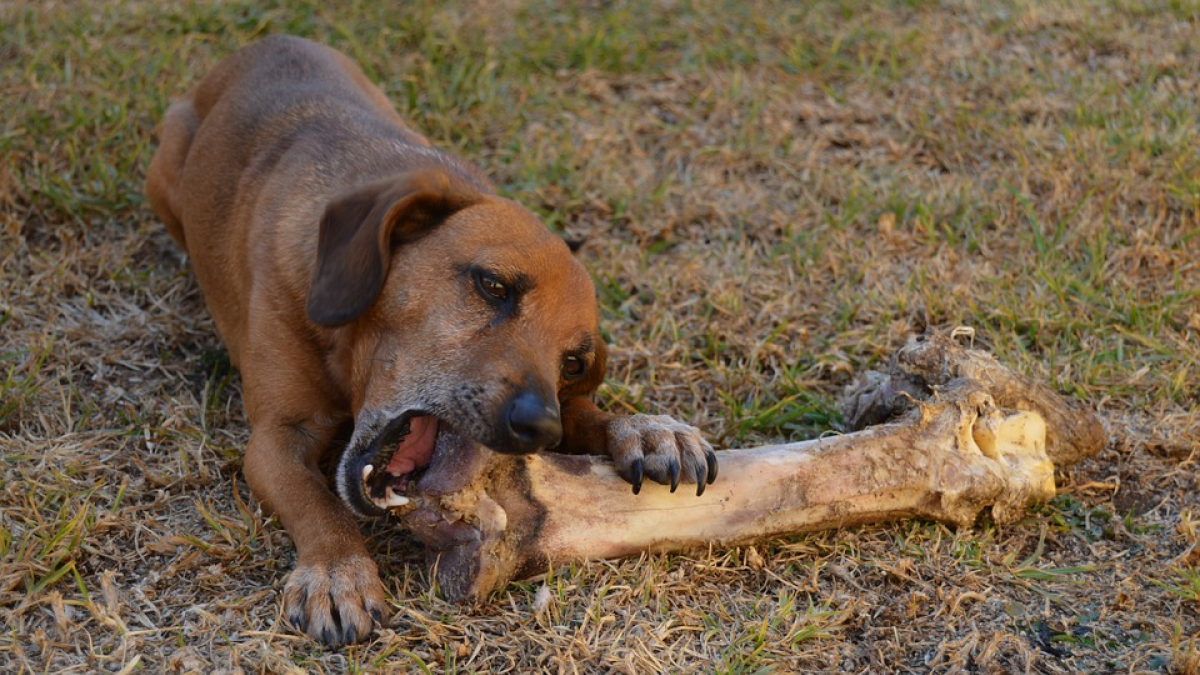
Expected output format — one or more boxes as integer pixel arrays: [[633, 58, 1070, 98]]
[[145, 35, 717, 646]]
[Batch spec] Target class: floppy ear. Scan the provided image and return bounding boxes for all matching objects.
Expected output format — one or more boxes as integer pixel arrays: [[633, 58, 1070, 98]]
[[307, 170, 481, 326]]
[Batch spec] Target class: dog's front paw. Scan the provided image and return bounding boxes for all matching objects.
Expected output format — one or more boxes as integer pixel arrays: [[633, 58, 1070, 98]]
[[283, 555, 387, 646], [606, 414, 718, 496]]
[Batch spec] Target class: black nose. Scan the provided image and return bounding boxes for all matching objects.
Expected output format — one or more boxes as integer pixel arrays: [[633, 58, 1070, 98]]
[[503, 391, 562, 453]]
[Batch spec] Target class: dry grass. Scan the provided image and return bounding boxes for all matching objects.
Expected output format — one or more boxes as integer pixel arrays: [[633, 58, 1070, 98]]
[[2, 0, 1199, 672]]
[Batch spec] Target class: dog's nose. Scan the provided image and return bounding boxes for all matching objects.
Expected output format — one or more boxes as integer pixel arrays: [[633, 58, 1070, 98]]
[[504, 391, 562, 453]]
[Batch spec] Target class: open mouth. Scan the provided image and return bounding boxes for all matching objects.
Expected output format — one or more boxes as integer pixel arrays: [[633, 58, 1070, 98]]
[[338, 410, 445, 517]]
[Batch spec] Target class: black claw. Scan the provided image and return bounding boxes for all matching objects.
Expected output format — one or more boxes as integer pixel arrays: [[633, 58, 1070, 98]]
[[325, 596, 347, 646], [344, 625, 357, 645], [287, 597, 308, 632], [689, 455, 709, 496], [322, 626, 338, 647], [370, 608, 384, 625], [631, 459, 643, 495], [668, 458, 680, 493], [705, 449, 718, 484]]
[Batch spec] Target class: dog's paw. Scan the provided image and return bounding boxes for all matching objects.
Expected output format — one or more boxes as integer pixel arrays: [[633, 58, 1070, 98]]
[[606, 414, 718, 496], [283, 555, 387, 646]]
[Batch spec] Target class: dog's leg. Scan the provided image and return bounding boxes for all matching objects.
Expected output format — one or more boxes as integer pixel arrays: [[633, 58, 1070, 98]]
[[242, 419, 387, 646], [144, 98, 198, 250], [560, 397, 718, 496]]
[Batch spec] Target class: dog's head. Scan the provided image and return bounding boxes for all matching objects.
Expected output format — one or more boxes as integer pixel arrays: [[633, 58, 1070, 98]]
[[307, 168, 605, 516]]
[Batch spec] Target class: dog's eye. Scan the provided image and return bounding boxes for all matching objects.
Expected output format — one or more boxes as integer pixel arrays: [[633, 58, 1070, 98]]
[[562, 354, 586, 379], [475, 272, 509, 301]]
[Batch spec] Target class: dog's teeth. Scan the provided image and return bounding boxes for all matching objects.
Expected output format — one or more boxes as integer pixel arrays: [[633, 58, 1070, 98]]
[[362, 464, 374, 482], [384, 485, 409, 507]]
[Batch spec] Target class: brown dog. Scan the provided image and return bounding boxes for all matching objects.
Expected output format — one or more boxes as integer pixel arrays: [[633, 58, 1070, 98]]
[[145, 35, 716, 646]]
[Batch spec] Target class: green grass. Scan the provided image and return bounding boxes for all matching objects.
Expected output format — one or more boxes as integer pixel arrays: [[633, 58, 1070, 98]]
[[1155, 568, 1200, 605], [2, 0, 1199, 672]]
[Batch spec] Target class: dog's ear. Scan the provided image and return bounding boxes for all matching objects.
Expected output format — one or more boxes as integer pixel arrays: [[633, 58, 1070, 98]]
[[307, 169, 481, 327]]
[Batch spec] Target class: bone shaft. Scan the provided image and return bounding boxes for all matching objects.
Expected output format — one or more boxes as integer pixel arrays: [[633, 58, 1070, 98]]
[[506, 417, 975, 568], [411, 336, 1082, 601]]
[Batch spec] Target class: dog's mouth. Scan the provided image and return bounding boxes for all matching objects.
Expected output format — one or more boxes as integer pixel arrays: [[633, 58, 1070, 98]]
[[338, 410, 467, 517], [364, 413, 438, 507]]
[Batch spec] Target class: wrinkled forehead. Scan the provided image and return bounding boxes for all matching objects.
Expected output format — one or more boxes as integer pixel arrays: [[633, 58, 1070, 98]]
[[438, 199, 599, 322]]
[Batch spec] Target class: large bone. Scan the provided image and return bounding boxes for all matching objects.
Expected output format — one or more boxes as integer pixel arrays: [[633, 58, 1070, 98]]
[[839, 331, 1106, 466], [391, 334, 1105, 601]]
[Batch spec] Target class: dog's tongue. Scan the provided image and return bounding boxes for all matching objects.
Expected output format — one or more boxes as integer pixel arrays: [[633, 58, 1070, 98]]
[[385, 415, 437, 476]]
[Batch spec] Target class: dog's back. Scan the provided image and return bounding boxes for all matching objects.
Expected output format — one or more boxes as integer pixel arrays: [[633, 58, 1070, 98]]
[[146, 35, 477, 360]]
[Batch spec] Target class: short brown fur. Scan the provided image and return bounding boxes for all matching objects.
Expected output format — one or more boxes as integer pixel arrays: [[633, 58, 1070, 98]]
[[146, 35, 715, 646]]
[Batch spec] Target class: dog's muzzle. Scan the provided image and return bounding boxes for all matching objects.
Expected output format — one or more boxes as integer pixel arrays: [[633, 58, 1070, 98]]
[[336, 390, 563, 517]]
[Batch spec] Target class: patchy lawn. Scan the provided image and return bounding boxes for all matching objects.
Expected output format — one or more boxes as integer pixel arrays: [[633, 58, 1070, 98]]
[[1, 0, 1198, 672]]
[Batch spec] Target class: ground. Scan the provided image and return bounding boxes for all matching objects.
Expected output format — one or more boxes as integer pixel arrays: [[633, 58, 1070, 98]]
[[1, 0, 1198, 673]]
